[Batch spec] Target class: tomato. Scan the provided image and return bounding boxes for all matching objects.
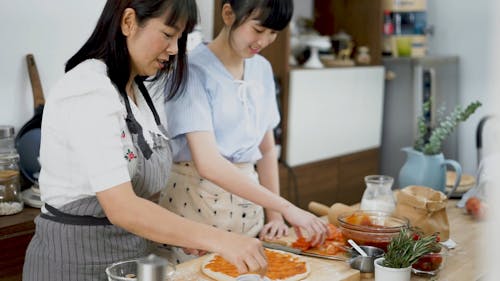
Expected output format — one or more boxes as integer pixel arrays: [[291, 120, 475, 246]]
[[345, 214, 376, 226], [292, 224, 348, 254], [465, 197, 488, 220], [326, 224, 345, 242], [291, 236, 312, 251], [430, 254, 443, 265], [322, 240, 346, 255], [466, 197, 481, 214], [412, 253, 443, 272]]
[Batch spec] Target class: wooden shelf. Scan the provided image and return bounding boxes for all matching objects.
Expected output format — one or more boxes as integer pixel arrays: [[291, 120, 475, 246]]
[[314, 0, 384, 66]]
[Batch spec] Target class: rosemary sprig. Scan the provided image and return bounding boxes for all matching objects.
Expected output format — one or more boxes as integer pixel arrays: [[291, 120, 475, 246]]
[[382, 228, 438, 268]]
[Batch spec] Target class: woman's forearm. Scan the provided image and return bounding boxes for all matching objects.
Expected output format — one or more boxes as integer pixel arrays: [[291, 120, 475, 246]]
[[256, 134, 284, 221], [98, 183, 239, 253]]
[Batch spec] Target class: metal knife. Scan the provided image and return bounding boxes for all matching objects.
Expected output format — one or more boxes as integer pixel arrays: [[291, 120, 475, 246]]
[[262, 242, 347, 261]]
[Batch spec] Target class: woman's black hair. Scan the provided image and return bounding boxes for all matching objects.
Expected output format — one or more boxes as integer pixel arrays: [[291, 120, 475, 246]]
[[66, 0, 198, 100], [222, 0, 293, 32]]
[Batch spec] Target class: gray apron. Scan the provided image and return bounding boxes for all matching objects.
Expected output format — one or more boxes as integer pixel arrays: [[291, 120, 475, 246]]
[[23, 79, 172, 281]]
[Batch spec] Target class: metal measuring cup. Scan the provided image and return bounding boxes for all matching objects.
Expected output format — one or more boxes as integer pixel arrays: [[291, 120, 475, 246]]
[[346, 246, 384, 273]]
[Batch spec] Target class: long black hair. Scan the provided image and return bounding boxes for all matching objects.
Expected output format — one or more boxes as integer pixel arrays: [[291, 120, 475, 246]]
[[66, 0, 198, 100], [222, 0, 293, 32]]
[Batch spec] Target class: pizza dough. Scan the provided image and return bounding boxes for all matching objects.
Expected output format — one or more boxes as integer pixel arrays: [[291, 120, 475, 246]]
[[201, 249, 310, 281]]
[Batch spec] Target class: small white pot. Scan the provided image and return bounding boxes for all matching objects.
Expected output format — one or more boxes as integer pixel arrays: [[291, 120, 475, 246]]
[[374, 257, 411, 281]]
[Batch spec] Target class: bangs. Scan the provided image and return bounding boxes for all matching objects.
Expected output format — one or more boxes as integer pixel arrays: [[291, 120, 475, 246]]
[[163, 0, 198, 33], [253, 0, 293, 31]]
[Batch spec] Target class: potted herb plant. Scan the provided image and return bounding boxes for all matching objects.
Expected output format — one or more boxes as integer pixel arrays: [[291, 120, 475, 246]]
[[374, 228, 438, 281], [398, 100, 482, 195]]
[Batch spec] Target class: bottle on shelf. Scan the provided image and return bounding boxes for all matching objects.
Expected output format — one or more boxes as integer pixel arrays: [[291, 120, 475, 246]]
[[0, 125, 24, 216], [382, 10, 394, 56]]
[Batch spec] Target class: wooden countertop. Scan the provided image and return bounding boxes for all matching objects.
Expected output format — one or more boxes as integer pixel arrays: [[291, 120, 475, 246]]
[[174, 199, 485, 281], [364, 199, 485, 281], [0, 200, 484, 280], [0, 207, 40, 238]]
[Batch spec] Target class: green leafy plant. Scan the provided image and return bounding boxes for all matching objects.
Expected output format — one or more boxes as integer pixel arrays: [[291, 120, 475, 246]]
[[414, 100, 482, 155], [382, 228, 438, 268]]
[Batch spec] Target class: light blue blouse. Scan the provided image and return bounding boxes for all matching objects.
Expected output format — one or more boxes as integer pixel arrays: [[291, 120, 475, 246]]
[[165, 44, 280, 163]]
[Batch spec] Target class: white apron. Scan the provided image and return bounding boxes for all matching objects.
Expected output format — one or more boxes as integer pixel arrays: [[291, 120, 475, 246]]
[[157, 161, 264, 264]]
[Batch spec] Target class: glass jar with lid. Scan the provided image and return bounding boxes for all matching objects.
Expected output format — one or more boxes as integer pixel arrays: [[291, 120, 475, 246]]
[[0, 153, 24, 215], [0, 125, 15, 155]]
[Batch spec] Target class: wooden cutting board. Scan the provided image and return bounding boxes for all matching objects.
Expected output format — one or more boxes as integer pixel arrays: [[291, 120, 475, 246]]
[[172, 254, 360, 281]]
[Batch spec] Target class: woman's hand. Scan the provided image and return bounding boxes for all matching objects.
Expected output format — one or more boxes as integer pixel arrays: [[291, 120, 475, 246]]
[[259, 214, 289, 241], [216, 235, 268, 275], [281, 206, 329, 246]]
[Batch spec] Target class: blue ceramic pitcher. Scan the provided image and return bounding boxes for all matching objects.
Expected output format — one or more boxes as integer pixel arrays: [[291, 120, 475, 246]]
[[398, 147, 462, 198]]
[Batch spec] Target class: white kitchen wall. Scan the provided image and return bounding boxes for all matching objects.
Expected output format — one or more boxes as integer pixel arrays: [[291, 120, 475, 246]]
[[0, 0, 211, 133], [485, 3, 500, 279], [195, 0, 214, 41], [427, 0, 496, 174], [0, 1, 105, 131]]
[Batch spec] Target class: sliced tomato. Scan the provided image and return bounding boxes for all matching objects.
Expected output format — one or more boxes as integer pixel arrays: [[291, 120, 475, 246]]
[[322, 240, 347, 255], [345, 213, 375, 226], [291, 236, 312, 251], [326, 224, 345, 242]]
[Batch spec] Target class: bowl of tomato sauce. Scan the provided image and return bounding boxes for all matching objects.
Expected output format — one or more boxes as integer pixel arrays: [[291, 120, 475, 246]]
[[337, 210, 409, 251]]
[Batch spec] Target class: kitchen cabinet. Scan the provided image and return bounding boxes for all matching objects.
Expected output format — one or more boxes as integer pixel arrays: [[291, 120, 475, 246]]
[[286, 67, 385, 166], [0, 207, 39, 281], [280, 148, 379, 210], [314, 0, 384, 66], [283, 66, 384, 208], [212, 1, 384, 207]]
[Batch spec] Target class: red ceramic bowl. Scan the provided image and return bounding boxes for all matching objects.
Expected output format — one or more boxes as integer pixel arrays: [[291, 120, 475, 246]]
[[337, 210, 409, 251]]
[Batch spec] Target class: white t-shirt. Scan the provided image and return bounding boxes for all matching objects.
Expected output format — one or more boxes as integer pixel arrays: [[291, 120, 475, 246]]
[[39, 59, 167, 209]]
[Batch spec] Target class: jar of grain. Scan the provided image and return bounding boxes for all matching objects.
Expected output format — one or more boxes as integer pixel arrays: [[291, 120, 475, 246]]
[[0, 153, 23, 215]]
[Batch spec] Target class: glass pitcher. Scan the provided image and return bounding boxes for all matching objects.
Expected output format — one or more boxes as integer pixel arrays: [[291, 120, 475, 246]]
[[360, 175, 396, 213]]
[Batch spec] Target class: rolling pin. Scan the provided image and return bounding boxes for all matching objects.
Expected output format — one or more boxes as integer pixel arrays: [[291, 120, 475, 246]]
[[308, 201, 357, 226]]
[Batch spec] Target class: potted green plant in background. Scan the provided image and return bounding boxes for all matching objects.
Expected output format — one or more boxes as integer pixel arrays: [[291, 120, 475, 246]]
[[398, 100, 482, 196], [374, 228, 439, 281]]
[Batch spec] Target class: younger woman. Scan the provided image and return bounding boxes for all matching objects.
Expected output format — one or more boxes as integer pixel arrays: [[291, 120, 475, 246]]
[[160, 0, 328, 263], [23, 1, 267, 280]]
